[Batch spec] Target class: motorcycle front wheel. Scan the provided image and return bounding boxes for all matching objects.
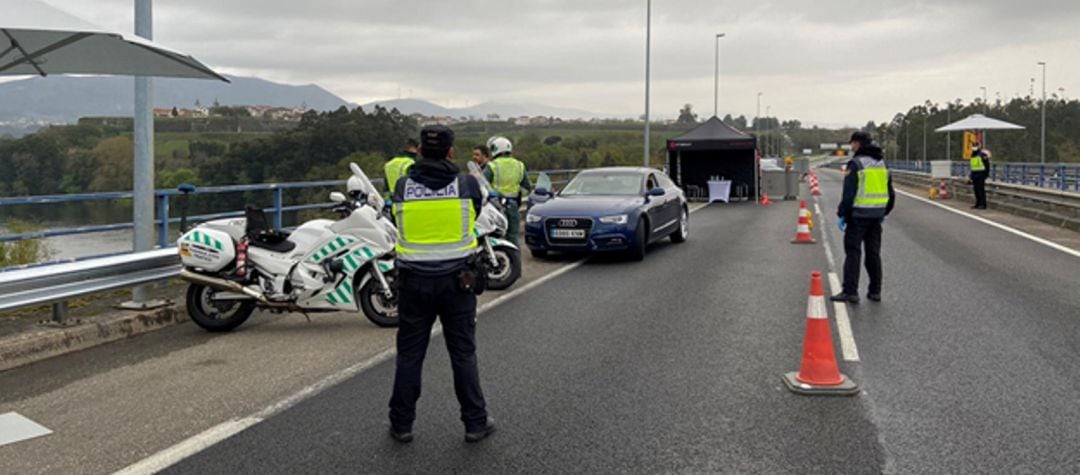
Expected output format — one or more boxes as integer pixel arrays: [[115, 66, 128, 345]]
[[185, 283, 256, 332], [486, 246, 522, 291], [357, 271, 399, 327]]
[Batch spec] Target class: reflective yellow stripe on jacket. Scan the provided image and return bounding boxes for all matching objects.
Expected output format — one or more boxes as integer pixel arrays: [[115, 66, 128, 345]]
[[393, 177, 477, 261], [490, 157, 525, 196], [854, 156, 890, 210], [384, 157, 415, 193]]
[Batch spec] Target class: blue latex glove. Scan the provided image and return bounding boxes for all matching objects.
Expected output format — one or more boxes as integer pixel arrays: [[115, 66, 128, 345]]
[[837, 217, 847, 232]]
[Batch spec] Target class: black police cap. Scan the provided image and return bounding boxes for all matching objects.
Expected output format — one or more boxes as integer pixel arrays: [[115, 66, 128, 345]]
[[420, 125, 455, 152]]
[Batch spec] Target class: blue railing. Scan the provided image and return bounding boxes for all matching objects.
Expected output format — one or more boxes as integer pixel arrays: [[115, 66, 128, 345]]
[[0, 169, 579, 253], [888, 161, 1080, 192]]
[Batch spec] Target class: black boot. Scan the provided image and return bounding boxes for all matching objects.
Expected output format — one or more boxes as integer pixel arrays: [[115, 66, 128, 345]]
[[830, 292, 859, 304]]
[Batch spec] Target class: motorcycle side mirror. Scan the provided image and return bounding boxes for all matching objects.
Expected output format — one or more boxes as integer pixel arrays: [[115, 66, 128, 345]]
[[329, 192, 348, 203]]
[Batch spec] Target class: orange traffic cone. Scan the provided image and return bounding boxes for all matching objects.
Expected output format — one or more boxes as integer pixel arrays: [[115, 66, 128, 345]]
[[811, 184, 822, 196], [782, 272, 859, 396], [761, 193, 773, 205], [791, 201, 816, 244], [937, 179, 951, 199]]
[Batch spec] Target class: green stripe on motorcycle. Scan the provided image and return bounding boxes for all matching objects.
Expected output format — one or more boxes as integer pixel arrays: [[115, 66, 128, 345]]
[[363, 247, 374, 258], [377, 262, 392, 272], [214, 240, 222, 251], [345, 254, 359, 270], [202, 234, 211, 246], [327, 241, 338, 252], [335, 287, 351, 304], [327, 293, 339, 304], [335, 237, 347, 248]]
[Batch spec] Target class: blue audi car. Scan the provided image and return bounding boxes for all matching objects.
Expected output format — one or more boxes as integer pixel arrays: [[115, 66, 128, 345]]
[[524, 167, 689, 261]]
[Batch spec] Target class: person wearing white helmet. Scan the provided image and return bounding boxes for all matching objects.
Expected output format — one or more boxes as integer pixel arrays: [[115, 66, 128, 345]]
[[483, 136, 532, 244]]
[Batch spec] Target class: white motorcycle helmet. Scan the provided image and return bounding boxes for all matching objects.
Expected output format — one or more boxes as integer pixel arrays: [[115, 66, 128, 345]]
[[487, 136, 513, 158]]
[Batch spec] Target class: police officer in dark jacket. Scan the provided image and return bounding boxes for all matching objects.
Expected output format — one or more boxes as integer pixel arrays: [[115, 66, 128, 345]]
[[832, 131, 896, 304], [969, 143, 991, 209], [388, 125, 495, 444]]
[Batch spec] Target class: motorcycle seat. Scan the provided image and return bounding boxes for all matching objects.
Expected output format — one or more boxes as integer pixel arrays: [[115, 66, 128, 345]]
[[248, 232, 296, 253]]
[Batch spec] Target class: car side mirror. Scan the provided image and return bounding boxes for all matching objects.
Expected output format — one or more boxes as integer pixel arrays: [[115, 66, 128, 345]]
[[535, 187, 551, 197], [648, 187, 666, 197], [329, 192, 347, 203]]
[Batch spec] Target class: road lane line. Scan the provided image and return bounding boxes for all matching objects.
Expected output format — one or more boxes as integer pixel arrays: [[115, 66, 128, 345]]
[[813, 201, 837, 269], [115, 258, 588, 475], [896, 189, 1080, 259], [827, 272, 860, 362]]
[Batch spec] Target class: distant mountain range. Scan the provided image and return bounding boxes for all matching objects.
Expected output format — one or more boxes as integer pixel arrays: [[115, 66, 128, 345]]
[[0, 75, 351, 125], [0, 74, 605, 138], [358, 98, 600, 120]]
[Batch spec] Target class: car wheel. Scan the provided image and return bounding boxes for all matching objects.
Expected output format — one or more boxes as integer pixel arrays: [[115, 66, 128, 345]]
[[530, 248, 548, 259], [671, 207, 689, 243], [628, 217, 647, 261]]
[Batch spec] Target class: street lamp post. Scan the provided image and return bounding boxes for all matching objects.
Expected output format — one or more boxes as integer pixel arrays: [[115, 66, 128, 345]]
[[1039, 61, 1046, 165], [714, 33, 726, 118], [766, 105, 772, 157], [132, 0, 154, 305], [980, 86, 989, 147], [643, 0, 652, 167]]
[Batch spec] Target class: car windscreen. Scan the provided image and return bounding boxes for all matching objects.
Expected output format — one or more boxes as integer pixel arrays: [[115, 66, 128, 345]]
[[559, 173, 642, 196]]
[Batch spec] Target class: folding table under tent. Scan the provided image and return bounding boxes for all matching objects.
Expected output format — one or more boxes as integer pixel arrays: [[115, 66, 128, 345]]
[[666, 116, 758, 201]]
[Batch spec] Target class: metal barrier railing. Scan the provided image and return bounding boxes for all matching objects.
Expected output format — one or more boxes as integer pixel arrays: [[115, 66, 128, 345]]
[[889, 161, 1080, 192], [0, 168, 581, 264]]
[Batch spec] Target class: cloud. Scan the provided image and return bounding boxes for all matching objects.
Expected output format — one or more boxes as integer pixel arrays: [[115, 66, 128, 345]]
[[36, 0, 1080, 125]]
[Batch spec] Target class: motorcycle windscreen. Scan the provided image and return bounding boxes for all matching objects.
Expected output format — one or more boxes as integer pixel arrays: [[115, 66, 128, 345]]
[[467, 161, 495, 196]]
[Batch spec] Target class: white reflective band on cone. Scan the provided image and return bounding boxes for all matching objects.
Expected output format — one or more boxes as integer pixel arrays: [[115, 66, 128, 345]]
[[807, 295, 828, 320]]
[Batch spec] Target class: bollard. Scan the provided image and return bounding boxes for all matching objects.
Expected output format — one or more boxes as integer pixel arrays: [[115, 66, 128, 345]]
[[52, 301, 68, 324]]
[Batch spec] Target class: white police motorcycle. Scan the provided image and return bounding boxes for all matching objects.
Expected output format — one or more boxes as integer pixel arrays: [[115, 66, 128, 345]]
[[467, 162, 521, 290], [177, 163, 399, 331]]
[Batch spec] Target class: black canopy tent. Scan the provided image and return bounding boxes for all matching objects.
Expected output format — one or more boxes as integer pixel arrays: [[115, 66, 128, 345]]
[[666, 116, 758, 201]]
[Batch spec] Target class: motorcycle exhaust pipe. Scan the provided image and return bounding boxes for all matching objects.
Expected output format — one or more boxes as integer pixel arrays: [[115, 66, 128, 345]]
[[179, 269, 289, 308]]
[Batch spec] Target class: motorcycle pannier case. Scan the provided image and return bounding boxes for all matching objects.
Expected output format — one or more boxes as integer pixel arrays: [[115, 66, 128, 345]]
[[178, 228, 236, 271]]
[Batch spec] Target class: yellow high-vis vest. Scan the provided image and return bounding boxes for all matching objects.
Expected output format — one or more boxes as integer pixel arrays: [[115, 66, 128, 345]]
[[854, 156, 890, 211], [384, 156, 415, 194], [490, 156, 526, 197], [393, 177, 477, 262]]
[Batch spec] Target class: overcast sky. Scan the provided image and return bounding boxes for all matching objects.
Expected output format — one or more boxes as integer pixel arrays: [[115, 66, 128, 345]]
[[38, 0, 1080, 126]]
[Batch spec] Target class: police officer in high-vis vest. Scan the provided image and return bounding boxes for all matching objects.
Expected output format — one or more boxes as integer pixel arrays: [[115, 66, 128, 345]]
[[832, 131, 895, 304], [383, 138, 418, 195], [969, 143, 991, 209], [483, 136, 532, 244], [388, 125, 495, 444]]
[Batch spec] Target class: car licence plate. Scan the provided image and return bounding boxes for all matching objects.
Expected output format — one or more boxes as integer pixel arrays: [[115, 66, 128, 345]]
[[550, 229, 586, 239]]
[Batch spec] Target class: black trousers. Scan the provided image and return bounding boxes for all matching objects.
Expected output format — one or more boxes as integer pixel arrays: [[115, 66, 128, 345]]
[[972, 173, 988, 208], [842, 218, 883, 296], [389, 270, 488, 432]]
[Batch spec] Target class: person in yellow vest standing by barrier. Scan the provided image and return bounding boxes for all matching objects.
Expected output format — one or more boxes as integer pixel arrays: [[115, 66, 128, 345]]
[[484, 136, 532, 244], [388, 125, 495, 444], [384, 138, 418, 195], [832, 131, 895, 304], [969, 142, 991, 210]]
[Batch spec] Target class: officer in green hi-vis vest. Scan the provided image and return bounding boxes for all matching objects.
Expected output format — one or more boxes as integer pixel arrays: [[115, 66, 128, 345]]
[[383, 138, 418, 195], [969, 142, 991, 210], [388, 125, 496, 444], [832, 131, 896, 304], [483, 136, 532, 244]]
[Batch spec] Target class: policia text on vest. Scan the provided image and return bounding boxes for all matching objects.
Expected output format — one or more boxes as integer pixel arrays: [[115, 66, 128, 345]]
[[833, 132, 896, 304], [387, 125, 496, 443]]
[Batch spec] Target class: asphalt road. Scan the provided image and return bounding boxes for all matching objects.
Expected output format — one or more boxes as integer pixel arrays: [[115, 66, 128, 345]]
[[168, 199, 886, 474], [6, 171, 1080, 473]]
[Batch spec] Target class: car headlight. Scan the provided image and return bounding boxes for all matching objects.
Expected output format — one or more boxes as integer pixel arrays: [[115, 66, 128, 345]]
[[599, 214, 628, 225], [526, 213, 542, 223]]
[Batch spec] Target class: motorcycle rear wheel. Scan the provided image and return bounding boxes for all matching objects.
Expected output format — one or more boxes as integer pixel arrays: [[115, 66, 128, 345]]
[[185, 283, 256, 332]]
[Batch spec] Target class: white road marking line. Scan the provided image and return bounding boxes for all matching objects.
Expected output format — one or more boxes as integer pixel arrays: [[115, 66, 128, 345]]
[[896, 189, 1080, 259], [0, 412, 52, 448], [118, 202, 710, 473], [115, 259, 588, 475], [814, 202, 837, 269], [827, 273, 860, 362]]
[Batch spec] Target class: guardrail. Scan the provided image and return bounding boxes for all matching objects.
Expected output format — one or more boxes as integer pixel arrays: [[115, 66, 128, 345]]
[[0, 249, 180, 322], [889, 161, 1080, 192], [0, 168, 581, 321], [890, 169, 1080, 231], [0, 168, 579, 255]]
